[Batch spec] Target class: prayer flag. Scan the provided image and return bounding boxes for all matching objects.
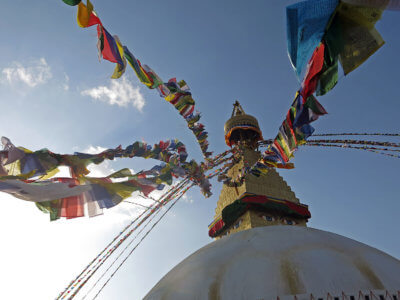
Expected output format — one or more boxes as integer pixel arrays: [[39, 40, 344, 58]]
[[316, 15, 342, 95], [295, 124, 315, 143], [111, 35, 127, 79], [77, 1, 101, 28], [337, 2, 385, 74], [123, 47, 153, 87], [293, 94, 327, 128], [301, 42, 326, 99], [273, 140, 289, 163], [286, 0, 338, 77], [97, 25, 124, 66], [281, 120, 297, 150], [141, 65, 163, 89]]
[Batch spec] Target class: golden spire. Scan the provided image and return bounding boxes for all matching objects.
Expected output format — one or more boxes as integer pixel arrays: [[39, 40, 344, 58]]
[[231, 100, 245, 116]]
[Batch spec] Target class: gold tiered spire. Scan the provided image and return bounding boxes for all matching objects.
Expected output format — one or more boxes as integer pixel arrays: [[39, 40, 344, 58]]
[[208, 102, 310, 239]]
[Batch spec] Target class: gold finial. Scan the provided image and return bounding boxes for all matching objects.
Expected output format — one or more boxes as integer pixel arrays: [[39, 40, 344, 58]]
[[232, 100, 245, 117]]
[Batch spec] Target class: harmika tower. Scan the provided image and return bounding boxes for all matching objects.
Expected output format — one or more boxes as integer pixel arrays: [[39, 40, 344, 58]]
[[209, 101, 310, 239]]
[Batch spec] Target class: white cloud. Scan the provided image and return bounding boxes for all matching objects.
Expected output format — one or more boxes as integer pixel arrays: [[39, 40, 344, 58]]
[[81, 77, 145, 111], [63, 73, 69, 91], [83, 145, 115, 178], [1, 58, 52, 87], [181, 193, 194, 204], [84, 145, 108, 154]]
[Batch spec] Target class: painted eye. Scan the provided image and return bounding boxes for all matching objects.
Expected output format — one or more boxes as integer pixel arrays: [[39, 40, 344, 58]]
[[283, 219, 296, 225], [262, 215, 275, 222], [233, 219, 242, 229]]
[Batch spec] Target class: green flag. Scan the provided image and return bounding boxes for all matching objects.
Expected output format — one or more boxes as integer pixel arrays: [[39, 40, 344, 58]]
[[62, 0, 81, 6]]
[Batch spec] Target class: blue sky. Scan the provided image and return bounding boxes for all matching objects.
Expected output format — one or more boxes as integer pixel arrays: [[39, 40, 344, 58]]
[[0, 0, 399, 299]]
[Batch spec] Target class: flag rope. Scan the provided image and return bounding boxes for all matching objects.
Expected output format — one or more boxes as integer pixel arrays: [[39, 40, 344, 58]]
[[80, 182, 191, 299], [312, 133, 400, 137], [90, 182, 193, 300], [303, 143, 400, 158], [57, 179, 187, 299]]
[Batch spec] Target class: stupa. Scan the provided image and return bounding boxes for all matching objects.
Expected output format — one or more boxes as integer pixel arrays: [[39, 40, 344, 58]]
[[144, 103, 400, 300]]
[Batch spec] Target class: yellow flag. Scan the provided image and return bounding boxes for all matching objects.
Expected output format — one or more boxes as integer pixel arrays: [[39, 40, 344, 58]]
[[77, 0, 94, 28], [338, 2, 386, 74], [111, 36, 127, 79], [39, 168, 60, 180]]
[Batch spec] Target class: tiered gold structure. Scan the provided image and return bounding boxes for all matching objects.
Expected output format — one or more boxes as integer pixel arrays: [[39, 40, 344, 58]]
[[213, 102, 308, 239]]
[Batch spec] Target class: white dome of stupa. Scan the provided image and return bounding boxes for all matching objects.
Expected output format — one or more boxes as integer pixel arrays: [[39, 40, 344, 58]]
[[144, 226, 400, 300]]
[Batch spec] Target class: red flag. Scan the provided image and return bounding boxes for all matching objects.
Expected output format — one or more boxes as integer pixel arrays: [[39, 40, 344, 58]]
[[96, 25, 124, 66], [87, 12, 101, 27], [301, 42, 325, 99]]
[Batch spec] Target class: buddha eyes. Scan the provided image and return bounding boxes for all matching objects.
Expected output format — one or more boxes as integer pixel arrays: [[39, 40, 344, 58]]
[[283, 219, 296, 225], [261, 215, 296, 225], [262, 215, 275, 222], [234, 219, 242, 228]]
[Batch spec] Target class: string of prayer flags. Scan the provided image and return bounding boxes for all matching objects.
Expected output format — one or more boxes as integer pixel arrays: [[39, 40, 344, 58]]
[[235, 90, 324, 179], [217, 156, 244, 187], [76, 1, 127, 82], [246, 0, 394, 178], [1, 137, 240, 220], [0, 163, 176, 221], [305, 142, 400, 153], [312, 132, 400, 137], [124, 47, 212, 157], [215, 148, 293, 186], [256, 91, 327, 167], [0, 179, 90, 203], [35, 171, 168, 221], [303, 142, 400, 159], [306, 138, 400, 148], [62, 0, 212, 159], [239, 92, 325, 179], [0, 137, 193, 180], [0, 137, 215, 220], [250, 127, 398, 177]]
